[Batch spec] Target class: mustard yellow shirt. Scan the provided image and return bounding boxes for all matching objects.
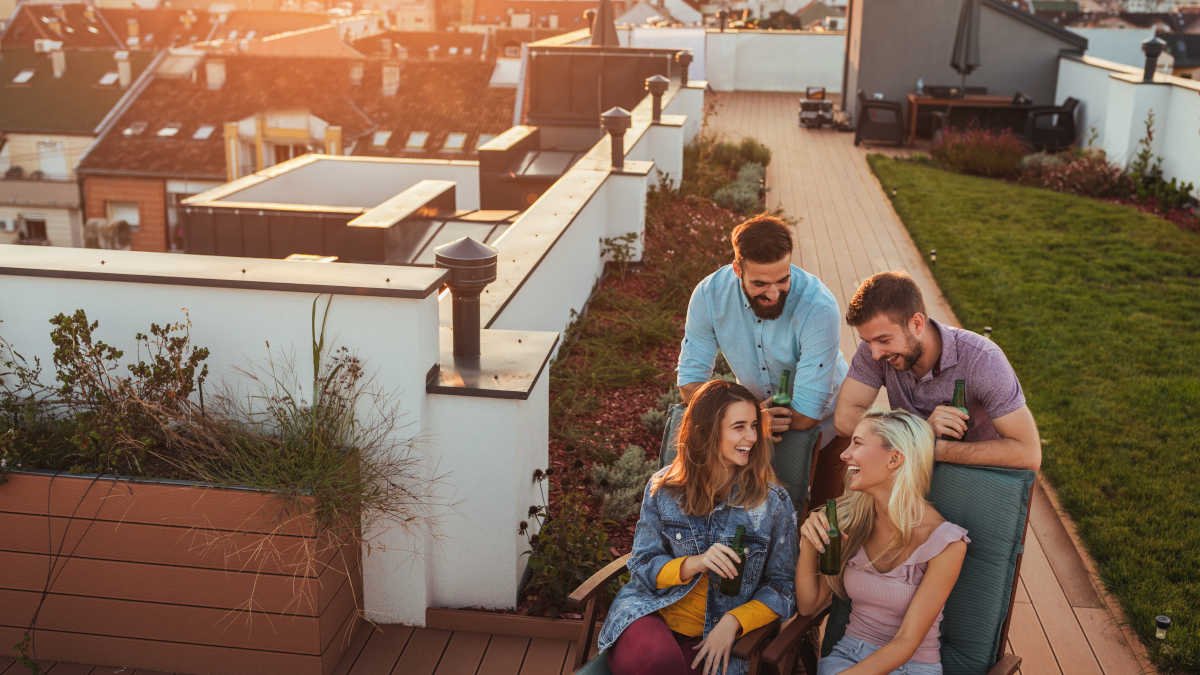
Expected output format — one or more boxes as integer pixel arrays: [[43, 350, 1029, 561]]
[[654, 556, 778, 637]]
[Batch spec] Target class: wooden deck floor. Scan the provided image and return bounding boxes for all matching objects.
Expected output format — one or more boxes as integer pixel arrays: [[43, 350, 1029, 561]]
[[704, 91, 1154, 675]]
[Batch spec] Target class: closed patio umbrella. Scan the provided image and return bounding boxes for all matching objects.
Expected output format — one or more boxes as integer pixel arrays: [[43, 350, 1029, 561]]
[[590, 0, 620, 47], [950, 0, 981, 91]]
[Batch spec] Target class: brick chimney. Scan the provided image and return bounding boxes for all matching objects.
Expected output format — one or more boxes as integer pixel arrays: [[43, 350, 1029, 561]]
[[350, 60, 364, 86], [223, 122, 240, 182], [205, 57, 226, 90], [324, 125, 343, 155], [380, 37, 392, 57], [382, 60, 400, 96], [50, 47, 66, 78], [115, 50, 131, 88]]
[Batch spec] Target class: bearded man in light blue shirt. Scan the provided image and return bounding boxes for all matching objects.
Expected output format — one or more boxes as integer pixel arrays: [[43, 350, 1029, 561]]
[[675, 215, 849, 509]]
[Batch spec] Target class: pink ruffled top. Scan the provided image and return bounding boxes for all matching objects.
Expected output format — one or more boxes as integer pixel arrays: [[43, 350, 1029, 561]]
[[842, 521, 970, 664]]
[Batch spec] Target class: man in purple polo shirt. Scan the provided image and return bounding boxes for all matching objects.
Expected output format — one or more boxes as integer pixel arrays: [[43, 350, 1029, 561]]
[[834, 271, 1041, 470]]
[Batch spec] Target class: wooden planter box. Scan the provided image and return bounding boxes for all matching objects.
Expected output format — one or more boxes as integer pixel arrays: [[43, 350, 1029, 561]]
[[0, 471, 362, 675]]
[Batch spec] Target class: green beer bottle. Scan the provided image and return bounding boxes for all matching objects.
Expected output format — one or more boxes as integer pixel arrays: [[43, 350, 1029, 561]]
[[819, 499, 842, 576], [951, 378, 971, 432], [771, 369, 792, 407], [719, 525, 747, 595]]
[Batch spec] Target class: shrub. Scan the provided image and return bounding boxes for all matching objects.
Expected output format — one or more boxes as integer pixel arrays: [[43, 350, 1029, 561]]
[[931, 127, 1027, 178], [1127, 111, 1197, 212], [639, 408, 667, 437], [522, 490, 610, 615], [738, 137, 772, 168], [591, 444, 657, 522], [1027, 150, 1131, 199], [713, 180, 762, 214]]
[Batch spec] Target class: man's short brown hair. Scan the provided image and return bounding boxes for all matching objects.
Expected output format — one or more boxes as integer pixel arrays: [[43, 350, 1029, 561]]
[[845, 271, 927, 326], [732, 214, 793, 265]]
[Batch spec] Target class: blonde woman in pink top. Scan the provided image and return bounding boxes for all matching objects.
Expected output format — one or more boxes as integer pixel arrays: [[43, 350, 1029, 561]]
[[796, 409, 969, 674]]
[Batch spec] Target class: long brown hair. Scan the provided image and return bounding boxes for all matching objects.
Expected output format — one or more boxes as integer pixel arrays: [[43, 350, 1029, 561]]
[[652, 380, 777, 515]]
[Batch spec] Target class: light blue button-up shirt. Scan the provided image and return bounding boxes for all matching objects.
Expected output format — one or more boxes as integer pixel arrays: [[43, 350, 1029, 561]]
[[677, 264, 848, 421]]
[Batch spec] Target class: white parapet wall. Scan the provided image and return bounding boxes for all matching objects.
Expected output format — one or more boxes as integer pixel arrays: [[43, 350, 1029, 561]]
[[1057, 54, 1200, 184], [705, 30, 846, 93]]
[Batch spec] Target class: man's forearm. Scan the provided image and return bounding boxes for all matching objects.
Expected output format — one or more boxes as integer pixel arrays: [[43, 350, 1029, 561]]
[[834, 402, 869, 438], [679, 382, 703, 404], [934, 437, 1041, 470], [789, 409, 820, 431]]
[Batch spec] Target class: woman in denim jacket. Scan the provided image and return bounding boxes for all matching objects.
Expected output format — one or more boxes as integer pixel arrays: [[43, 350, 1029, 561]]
[[598, 380, 798, 675]]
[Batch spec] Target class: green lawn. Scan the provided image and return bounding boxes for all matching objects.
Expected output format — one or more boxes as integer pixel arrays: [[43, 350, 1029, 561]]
[[868, 156, 1200, 673]]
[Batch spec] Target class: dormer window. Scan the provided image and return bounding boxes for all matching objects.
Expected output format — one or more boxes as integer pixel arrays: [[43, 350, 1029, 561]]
[[157, 123, 182, 137], [464, 47, 473, 56], [98, 71, 119, 86], [372, 130, 393, 147], [443, 132, 467, 153], [405, 131, 429, 151], [12, 69, 35, 84], [449, 46, 459, 55], [193, 124, 215, 140], [123, 121, 148, 136]]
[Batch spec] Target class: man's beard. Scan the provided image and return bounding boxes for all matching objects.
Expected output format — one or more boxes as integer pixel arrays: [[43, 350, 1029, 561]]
[[745, 289, 788, 320], [881, 336, 923, 371]]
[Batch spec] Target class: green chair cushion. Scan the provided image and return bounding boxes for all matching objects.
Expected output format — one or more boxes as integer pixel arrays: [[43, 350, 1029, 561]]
[[821, 464, 1034, 675], [575, 650, 610, 675]]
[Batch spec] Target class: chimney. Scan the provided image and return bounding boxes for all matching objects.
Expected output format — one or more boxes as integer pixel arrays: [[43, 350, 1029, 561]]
[[1141, 35, 1166, 82], [380, 37, 392, 57], [645, 74, 670, 123], [434, 237, 498, 360], [205, 57, 226, 90], [223, 122, 240, 182], [382, 60, 400, 96], [601, 106, 632, 169], [115, 50, 131, 88], [324, 125, 343, 155], [50, 47, 66, 79], [127, 17, 140, 38], [350, 60, 364, 86]]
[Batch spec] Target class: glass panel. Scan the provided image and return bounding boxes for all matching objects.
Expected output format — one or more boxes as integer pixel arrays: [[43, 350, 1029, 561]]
[[520, 150, 576, 177], [484, 223, 510, 244], [412, 221, 496, 265], [373, 130, 392, 147], [443, 132, 467, 152], [98, 71, 119, 86], [405, 131, 429, 150], [193, 125, 215, 140]]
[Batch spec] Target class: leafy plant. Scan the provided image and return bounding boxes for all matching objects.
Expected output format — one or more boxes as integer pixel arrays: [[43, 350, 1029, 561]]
[[591, 445, 657, 522], [600, 232, 639, 278], [1127, 110, 1196, 212], [1022, 149, 1131, 199], [931, 127, 1027, 178], [639, 408, 668, 437], [522, 471, 610, 616]]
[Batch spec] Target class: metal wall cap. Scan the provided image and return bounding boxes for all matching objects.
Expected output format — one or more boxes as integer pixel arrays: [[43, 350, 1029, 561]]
[[434, 236, 498, 269]]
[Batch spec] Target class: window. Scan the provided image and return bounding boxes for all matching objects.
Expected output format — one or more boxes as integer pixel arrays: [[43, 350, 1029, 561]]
[[106, 201, 141, 229], [12, 69, 35, 84], [193, 124, 215, 140], [36, 141, 67, 179], [157, 123, 181, 137], [464, 47, 473, 56], [443, 132, 467, 153], [448, 46, 458, 55], [476, 133, 497, 150], [123, 121, 148, 136], [21, 217, 48, 242], [372, 130, 393, 147], [404, 131, 429, 151], [98, 71, 119, 86]]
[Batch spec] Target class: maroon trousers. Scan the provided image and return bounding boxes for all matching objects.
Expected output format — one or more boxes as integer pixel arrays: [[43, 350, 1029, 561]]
[[609, 614, 705, 675]]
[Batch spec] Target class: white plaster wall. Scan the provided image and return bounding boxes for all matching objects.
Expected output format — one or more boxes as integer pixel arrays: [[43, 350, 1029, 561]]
[[625, 27, 709, 80], [1073, 28, 1156, 69], [705, 31, 845, 93], [1160, 85, 1200, 186], [0, 248, 444, 625], [604, 171, 651, 262], [664, 85, 705, 144], [1056, 56, 1138, 151], [424, 371, 549, 608], [628, 119, 683, 189]]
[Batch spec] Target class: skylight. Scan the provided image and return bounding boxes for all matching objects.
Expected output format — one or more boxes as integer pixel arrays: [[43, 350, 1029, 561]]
[[443, 132, 467, 152], [157, 123, 182, 137], [373, 130, 393, 147], [476, 134, 497, 149], [123, 121, 148, 136], [98, 71, 119, 86], [193, 124, 215, 140], [405, 131, 429, 151], [12, 69, 35, 84]]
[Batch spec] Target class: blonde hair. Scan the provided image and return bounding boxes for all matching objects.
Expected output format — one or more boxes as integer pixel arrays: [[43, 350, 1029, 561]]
[[831, 408, 935, 595], [652, 380, 777, 515]]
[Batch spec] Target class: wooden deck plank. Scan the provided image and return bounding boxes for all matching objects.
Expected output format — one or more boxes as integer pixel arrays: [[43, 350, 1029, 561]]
[[1029, 483, 1102, 609], [347, 625, 413, 675], [518, 637, 570, 675], [330, 620, 373, 675], [86, 667, 129, 674], [0, 660, 13, 675], [433, 631, 491, 675], [475, 635, 530, 675], [1020, 525, 1103, 673], [1008, 600, 1063, 675], [48, 666, 96, 675], [1074, 608, 1149, 675], [560, 641, 579, 675], [390, 627, 451, 675]]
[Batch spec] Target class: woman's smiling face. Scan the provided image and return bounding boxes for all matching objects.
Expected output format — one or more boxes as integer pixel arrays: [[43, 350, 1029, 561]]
[[841, 420, 901, 491], [719, 401, 759, 468]]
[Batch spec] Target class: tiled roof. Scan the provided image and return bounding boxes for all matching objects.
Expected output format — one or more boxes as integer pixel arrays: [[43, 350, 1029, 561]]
[[0, 4, 212, 49], [351, 30, 487, 61], [213, 10, 334, 40], [0, 48, 155, 134], [78, 55, 516, 178], [237, 24, 367, 58]]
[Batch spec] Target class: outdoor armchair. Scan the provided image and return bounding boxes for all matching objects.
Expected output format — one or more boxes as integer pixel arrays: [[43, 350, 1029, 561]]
[[566, 553, 780, 674], [1024, 97, 1080, 152], [854, 91, 905, 146], [760, 464, 1035, 675]]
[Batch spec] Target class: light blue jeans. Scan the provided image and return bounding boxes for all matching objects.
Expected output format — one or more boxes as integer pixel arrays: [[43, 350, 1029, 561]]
[[818, 635, 943, 675]]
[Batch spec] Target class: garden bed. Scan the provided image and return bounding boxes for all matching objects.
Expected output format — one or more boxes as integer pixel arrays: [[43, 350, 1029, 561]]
[[0, 471, 360, 674]]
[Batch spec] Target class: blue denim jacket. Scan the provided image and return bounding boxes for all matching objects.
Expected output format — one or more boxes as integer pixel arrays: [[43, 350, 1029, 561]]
[[598, 469, 799, 675]]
